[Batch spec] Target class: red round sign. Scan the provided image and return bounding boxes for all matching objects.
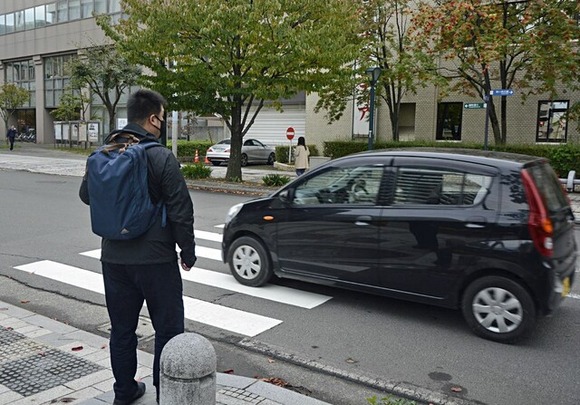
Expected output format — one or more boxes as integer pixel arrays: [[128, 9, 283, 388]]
[[286, 127, 295, 140]]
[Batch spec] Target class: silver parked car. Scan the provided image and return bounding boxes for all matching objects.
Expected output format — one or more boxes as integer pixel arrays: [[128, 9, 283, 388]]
[[206, 138, 276, 167]]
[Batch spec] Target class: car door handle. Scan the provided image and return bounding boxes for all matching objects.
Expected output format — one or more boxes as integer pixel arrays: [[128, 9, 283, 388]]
[[355, 215, 372, 226], [465, 216, 487, 228]]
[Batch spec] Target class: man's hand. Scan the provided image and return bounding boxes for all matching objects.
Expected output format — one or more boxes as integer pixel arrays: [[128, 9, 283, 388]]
[[181, 261, 191, 271]]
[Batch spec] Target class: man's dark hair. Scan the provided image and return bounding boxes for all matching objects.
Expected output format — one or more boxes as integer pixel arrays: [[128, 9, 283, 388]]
[[127, 89, 166, 124]]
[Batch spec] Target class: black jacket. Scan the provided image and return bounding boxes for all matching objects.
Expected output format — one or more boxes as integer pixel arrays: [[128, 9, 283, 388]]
[[79, 123, 196, 267]]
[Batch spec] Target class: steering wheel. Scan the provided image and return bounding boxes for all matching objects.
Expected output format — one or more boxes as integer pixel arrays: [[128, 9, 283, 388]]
[[350, 179, 368, 202]]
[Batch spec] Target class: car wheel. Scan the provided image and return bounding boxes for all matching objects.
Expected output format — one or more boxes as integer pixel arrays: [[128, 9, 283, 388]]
[[267, 152, 275, 165], [211, 161, 221, 166], [228, 236, 273, 287], [461, 276, 536, 343], [241, 153, 248, 167]]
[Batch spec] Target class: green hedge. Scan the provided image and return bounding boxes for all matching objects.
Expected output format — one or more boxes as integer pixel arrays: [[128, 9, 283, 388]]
[[322, 140, 580, 177], [167, 140, 214, 158], [275, 144, 319, 164]]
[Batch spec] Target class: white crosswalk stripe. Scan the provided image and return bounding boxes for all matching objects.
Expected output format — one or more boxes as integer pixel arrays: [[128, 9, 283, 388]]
[[14, 260, 282, 336], [14, 229, 332, 336]]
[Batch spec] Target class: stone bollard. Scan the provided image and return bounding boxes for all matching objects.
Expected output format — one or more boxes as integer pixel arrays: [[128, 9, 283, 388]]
[[160, 333, 217, 405]]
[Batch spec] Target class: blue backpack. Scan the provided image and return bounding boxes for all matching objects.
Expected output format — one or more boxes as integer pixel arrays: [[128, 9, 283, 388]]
[[87, 131, 165, 240]]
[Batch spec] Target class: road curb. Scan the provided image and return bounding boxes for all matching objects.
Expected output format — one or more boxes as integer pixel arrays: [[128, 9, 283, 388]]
[[237, 339, 484, 405]]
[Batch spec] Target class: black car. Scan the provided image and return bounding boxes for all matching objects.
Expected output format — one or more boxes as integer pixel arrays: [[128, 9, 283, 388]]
[[222, 149, 577, 343]]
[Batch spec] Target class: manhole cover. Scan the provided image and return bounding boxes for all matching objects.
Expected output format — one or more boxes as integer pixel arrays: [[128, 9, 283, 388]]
[[97, 316, 155, 342], [0, 327, 103, 397]]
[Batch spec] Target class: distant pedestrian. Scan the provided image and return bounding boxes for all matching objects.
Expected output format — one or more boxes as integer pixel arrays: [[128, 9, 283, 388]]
[[6, 125, 17, 151], [294, 136, 310, 176], [79, 89, 196, 405]]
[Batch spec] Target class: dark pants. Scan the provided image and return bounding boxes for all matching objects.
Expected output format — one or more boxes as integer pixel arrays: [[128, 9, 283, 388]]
[[8, 137, 14, 150], [102, 261, 184, 401], [295, 168, 306, 176]]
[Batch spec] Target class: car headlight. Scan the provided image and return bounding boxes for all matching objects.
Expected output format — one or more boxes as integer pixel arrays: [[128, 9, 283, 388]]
[[225, 203, 243, 224]]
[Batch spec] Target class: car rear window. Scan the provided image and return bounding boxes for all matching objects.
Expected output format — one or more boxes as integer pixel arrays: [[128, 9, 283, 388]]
[[524, 163, 569, 212]]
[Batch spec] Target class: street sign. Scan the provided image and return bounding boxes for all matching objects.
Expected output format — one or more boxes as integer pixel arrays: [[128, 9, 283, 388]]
[[286, 127, 295, 140], [490, 89, 514, 96], [464, 103, 487, 109]]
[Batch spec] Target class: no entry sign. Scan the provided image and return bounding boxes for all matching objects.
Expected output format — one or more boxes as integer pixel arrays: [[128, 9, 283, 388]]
[[286, 127, 295, 140]]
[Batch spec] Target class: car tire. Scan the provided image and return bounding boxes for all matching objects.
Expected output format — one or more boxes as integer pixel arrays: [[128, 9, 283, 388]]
[[228, 236, 273, 287], [241, 153, 248, 167], [211, 161, 221, 166], [267, 153, 275, 165], [461, 276, 536, 343]]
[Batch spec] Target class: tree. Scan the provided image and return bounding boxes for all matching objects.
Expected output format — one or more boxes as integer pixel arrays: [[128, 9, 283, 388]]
[[411, 0, 579, 145], [0, 83, 29, 139], [67, 43, 141, 133], [98, 0, 364, 181], [50, 88, 91, 122], [360, 0, 434, 141]]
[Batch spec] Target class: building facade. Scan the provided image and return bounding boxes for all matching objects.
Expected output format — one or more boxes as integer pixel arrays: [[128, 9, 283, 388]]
[[1, 1, 578, 149]]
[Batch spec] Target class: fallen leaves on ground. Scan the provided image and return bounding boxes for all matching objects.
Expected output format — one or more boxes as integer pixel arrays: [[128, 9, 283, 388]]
[[451, 386, 463, 393], [260, 377, 288, 387], [267, 357, 275, 363], [71, 346, 83, 352], [222, 369, 234, 374], [20, 300, 30, 304]]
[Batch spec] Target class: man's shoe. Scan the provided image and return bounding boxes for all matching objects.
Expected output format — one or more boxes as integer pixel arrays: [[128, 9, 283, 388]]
[[113, 382, 146, 405]]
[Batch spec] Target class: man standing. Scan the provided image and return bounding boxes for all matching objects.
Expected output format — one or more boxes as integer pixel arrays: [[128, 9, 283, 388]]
[[6, 125, 17, 150], [80, 89, 196, 405]]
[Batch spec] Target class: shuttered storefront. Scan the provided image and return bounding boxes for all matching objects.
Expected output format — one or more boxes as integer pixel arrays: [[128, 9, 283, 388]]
[[243, 105, 306, 146]]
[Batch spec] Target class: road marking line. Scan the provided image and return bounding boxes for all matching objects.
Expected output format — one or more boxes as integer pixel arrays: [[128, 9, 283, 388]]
[[13, 260, 281, 337], [80, 245, 222, 262], [79, 249, 331, 308], [183, 267, 331, 309], [196, 230, 222, 242]]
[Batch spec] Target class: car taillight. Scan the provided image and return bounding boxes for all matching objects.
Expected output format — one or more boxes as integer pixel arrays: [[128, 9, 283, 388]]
[[208, 147, 214, 152], [521, 169, 553, 257]]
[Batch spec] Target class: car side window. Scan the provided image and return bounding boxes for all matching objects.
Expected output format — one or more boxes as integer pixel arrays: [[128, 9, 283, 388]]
[[293, 166, 384, 205], [243, 140, 253, 146], [393, 168, 493, 206]]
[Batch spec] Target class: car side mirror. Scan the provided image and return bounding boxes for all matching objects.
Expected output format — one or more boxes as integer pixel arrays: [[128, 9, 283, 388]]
[[278, 189, 292, 204]]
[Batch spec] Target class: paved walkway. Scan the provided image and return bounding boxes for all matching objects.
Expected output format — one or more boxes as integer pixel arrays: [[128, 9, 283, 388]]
[[0, 302, 329, 405]]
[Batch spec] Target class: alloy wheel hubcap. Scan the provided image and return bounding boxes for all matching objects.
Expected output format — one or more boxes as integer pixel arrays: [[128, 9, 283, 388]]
[[232, 245, 261, 280], [472, 287, 523, 333]]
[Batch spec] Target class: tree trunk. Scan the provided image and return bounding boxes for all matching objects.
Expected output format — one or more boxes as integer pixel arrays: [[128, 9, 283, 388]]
[[225, 103, 243, 181], [488, 101, 503, 145], [501, 96, 508, 144]]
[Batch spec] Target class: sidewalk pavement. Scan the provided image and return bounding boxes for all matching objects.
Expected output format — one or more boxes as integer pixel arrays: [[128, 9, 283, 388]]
[[0, 144, 327, 405], [0, 301, 329, 405]]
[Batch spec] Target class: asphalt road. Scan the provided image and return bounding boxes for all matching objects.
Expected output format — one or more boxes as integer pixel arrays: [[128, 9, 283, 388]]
[[1, 169, 579, 405]]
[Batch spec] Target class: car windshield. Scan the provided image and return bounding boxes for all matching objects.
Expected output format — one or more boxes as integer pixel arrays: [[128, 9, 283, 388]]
[[218, 139, 231, 145]]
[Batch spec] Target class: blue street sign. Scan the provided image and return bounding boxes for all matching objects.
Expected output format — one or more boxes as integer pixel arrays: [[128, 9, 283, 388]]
[[490, 89, 514, 96]]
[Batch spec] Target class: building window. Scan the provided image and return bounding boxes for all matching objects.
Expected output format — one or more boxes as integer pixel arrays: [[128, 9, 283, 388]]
[[46, 3, 56, 25], [35, 6, 46, 28], [69, 0, 81, 20], [14, 10, 25, 32], [536, 101, 569, 142], [25, 8, 35, 30], [4, 60, 36, 108], [57, 0, 68, 23], [5, 13, 15, 33], [45, 55, 74, 108], [81, 0, 95, 18], [94, 0, 107, 14], [436, 102, 462, 141]]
